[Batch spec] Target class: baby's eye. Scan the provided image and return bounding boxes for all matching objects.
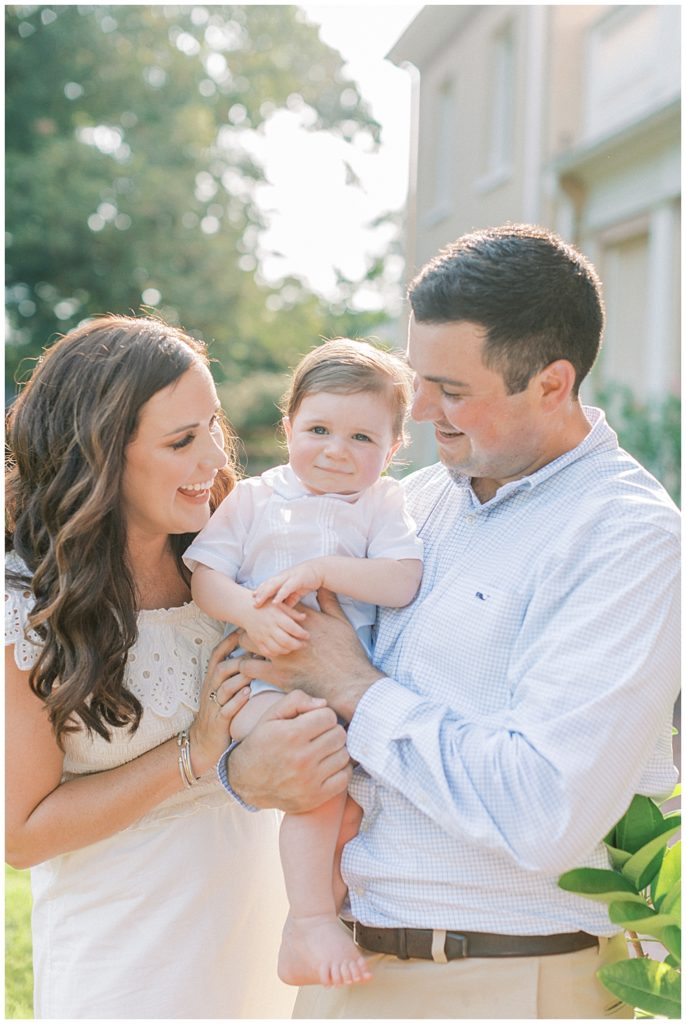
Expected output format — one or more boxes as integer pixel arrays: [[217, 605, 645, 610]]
[[352, 433, 372, 443], [310, 425, 328, 435], [170, 433, 194, 450], [441, 390, 465, 401]]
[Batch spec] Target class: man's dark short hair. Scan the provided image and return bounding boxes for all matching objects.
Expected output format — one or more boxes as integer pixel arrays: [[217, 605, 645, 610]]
[[408, 223, 605, 395]]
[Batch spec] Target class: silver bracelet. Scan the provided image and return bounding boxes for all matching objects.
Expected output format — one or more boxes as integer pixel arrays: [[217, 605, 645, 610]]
[[177, 729, 198, 787]]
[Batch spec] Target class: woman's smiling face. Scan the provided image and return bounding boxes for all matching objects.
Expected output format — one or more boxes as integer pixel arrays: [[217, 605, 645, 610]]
[[121, 361, 228, 541]]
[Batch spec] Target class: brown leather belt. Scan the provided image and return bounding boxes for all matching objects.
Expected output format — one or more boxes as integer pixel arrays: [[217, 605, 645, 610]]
[[344, 920, 599, 960]]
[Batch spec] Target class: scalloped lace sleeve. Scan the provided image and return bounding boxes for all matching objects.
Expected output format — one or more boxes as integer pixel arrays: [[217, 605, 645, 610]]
[[5, 557, 42, 670]]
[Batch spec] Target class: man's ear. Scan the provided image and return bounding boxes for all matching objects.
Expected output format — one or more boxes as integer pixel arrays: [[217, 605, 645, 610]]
[[282, 416, 292, 442], [537, 360, 577, 408]]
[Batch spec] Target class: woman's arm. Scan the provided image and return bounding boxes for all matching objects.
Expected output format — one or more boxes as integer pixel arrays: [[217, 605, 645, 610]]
[[253, 556, 423, 610], [5, 635, 249, 869]]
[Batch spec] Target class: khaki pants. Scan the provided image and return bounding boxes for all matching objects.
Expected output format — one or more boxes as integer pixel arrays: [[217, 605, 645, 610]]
[[292, 933, 633, 1019]]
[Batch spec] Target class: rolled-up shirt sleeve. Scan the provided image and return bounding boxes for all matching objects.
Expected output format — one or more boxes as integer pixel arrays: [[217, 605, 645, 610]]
[[347, 516, 679, 875], [216, 741, 260, 812]]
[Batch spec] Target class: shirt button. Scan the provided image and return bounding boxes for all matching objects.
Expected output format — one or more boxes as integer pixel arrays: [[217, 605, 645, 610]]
[[465, 514, 476, 524], [353, 887, 364, 897]]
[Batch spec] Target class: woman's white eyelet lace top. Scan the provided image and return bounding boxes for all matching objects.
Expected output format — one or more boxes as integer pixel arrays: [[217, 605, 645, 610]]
[[5, 551, 227, 824]]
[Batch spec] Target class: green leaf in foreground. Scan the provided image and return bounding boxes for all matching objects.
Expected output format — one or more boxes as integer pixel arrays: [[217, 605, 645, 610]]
[[659, 883, 681, 920], [607, 902, 681, 959], [597, 958, 681, 1018], [620, 822, 681, 890], [615, 795, 668, 854], [605, 843, 633, 870], [652, 841, 681, 911], [558, 868, 644, 905]]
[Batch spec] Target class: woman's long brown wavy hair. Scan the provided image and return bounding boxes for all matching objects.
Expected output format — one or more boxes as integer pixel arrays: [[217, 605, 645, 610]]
[[6, 315, 237, 746]]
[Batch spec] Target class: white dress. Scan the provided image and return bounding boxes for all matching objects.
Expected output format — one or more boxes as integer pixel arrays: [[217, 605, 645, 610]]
[[5, 554, 295, 1020]]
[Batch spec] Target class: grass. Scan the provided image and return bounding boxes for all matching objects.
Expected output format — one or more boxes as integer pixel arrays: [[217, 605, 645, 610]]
[[5, 866, 33, 1019]]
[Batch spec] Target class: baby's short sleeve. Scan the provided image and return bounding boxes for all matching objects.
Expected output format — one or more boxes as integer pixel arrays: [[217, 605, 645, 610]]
[[366, 477, 424, 561], [183, 479, 257, 579], [5, 554, 42, 670]]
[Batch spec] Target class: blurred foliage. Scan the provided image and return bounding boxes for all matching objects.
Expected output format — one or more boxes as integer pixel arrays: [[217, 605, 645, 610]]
[[5, 866, 33, 1019], [5, 3, 399, 456], [596, 383, 681, 506], [218, 368, 289, 472]]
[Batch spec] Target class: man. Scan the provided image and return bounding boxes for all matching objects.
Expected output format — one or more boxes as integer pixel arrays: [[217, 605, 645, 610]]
[[224, 225, 680, 1018]]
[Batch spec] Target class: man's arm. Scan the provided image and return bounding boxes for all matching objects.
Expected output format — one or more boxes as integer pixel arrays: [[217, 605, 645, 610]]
[[238, 523, 680, 874], [238, 589, 384, 721]]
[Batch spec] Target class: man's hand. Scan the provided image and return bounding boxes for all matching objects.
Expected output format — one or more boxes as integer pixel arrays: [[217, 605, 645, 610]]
[[237, 589, 384, 720], [228, 689, 352, 812]]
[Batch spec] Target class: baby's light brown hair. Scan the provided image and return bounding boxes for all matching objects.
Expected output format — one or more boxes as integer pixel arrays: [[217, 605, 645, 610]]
[[281, 338, 413, 443]]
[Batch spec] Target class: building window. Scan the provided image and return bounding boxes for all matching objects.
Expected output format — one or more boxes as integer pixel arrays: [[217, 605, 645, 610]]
[[481, 22, 514, 187], [427, 77, 456, 222], [597, 231, 649, 395], [584, 6, 681, 141]]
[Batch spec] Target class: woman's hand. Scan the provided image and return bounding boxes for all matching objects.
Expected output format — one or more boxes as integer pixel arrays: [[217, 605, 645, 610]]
[[188, 633, 252, 775]]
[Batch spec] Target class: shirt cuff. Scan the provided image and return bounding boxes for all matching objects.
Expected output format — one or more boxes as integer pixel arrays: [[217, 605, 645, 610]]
[[216, 740, 259, 812], [347, 676, 426, 770]]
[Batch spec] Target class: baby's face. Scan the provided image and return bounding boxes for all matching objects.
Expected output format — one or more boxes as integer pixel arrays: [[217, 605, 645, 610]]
[[284, 390, 400, 495]]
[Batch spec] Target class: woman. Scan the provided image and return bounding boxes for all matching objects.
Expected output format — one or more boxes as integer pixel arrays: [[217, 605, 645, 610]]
[[5, 315, 299, 1018]]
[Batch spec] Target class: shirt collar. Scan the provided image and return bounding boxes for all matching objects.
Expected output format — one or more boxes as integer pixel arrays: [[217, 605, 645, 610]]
[[263, 463, 364, 503], [449, 406, 618, 506]]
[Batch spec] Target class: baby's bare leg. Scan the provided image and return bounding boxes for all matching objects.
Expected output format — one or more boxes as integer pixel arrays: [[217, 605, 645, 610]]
[[333, 796, 363, 912], [278, 792, 371, 988], [229, 689, 283, 741]]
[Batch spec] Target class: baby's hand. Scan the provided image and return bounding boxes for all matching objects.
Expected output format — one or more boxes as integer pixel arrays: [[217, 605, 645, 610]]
[[245, 601, 309, 658], [253, 560, 325, 609]]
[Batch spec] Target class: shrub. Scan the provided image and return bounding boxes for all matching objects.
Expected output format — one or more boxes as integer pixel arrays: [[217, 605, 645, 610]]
[[596, 383, 681, 505]]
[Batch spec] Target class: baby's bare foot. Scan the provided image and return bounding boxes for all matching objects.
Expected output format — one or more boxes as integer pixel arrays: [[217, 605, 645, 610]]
[[278, 913, 372, 988]]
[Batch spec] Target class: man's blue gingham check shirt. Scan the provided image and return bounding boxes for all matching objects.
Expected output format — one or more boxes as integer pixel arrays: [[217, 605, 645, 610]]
[[222, 407, 680, 936]]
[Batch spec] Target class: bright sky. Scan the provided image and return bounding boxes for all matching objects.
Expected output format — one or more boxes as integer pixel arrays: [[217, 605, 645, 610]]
[[253, 3, 423, 303]]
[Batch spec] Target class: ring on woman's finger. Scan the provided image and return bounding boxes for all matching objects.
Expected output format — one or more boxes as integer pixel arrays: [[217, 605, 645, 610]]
[[209, 690, 222, 706]]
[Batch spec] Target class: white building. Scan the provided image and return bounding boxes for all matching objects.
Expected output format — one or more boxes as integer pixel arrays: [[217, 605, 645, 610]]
[[388, 5, 680, 467]]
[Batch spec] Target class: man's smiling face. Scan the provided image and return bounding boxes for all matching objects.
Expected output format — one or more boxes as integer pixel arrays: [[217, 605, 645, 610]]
[[407, 316, 554, 495]]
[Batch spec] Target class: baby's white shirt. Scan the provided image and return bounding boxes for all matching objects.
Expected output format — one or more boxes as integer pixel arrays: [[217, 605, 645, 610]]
[[184, 464, 423, 631]]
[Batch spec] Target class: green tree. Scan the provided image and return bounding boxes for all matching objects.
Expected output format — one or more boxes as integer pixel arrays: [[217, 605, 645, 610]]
[[5, 4, 389, 409]]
